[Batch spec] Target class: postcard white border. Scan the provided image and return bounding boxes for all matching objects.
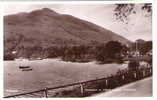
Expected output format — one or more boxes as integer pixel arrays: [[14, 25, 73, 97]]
[[0, 1, 156, 100]]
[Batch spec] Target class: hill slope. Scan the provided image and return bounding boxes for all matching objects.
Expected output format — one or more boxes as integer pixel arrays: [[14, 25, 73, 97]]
[[4, 8, 131, 58]]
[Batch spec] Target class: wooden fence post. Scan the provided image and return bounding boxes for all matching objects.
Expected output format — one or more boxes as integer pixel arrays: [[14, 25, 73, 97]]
[[143, 70, 145, 77], [134, 72, 136, 79], [105, 79, 108, 87], [80, 83, 84, 96], [150, 68, 152, 74], [44, 88, 48, 98], [122, 75, 125, 80]]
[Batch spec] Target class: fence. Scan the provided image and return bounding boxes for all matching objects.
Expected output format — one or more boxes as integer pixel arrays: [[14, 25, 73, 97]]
[[4, 66, 152, 98]]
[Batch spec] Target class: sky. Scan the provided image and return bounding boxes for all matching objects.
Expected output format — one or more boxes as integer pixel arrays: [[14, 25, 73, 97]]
[[4, 4, 152, 42]]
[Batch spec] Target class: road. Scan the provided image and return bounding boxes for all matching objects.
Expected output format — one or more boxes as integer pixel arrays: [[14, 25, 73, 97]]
[[90, 77, 152, 97]]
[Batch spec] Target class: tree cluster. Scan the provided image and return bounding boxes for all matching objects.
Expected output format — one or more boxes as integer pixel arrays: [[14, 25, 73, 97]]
[[4, 41, 127, 64], [131, 40, 152, 55]]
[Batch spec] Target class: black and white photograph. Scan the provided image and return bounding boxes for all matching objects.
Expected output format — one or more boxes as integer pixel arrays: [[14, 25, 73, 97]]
[[3, 3, 152, 98]]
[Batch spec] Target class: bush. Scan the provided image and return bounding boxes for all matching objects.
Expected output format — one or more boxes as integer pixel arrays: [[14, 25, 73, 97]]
[[128, 60, 139, 71]]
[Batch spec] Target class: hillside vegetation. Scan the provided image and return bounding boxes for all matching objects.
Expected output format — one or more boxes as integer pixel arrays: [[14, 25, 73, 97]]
[[4, 8, 131, 60]]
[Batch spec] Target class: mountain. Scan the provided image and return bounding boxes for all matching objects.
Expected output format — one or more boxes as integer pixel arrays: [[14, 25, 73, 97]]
[[4, 8, 131, 58]]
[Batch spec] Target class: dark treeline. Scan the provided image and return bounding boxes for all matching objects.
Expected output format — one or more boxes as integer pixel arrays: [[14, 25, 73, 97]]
[[130, 40, 152, 55], [4, 40, 152, 64]]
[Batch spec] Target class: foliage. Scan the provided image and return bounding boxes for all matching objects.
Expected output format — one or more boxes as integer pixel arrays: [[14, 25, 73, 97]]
[[114, 4, 152, 23], [4, 41, 127, 64], [4, 53, 15, 60], [96, 41, 124, 63], [139, 41, 152, 55], [131, 40, 152, 55], [128, 60, 139, 71]]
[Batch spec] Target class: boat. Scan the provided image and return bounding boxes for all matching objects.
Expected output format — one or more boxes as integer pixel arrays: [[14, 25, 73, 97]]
[[22, 68, 33, 71], [19, 66, 30, 69]]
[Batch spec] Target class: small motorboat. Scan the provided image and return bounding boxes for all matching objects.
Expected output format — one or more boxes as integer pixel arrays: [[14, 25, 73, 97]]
[[22, 68, 33, 71], [19, 66, 30, 69], [19, 65, 33, 71]]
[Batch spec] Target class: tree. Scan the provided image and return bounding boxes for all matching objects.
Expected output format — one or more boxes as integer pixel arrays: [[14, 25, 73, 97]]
[[128, 60, 139, 71], [96, 41, 123, 63], [4, 52, 15, 60], [114, 4, 152, 24], [131, 40, 152, 55], [140, 41, 152, 55], [121, 44, 129, 56], [105, 41, 123, 59], [95, 44, 106, 62]]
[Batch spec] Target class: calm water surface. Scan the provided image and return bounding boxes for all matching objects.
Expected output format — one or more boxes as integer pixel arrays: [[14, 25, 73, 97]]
[[4, 59, 127, 96]]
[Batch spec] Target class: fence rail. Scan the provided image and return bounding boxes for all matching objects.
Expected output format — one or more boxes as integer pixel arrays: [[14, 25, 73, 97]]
[[4, 66, 152, 98]]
